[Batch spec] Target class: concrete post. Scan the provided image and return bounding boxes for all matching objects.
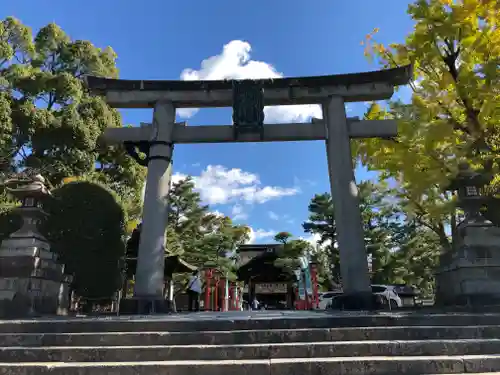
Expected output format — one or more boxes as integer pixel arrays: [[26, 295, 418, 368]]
[[133, 101, 175, 309], [323, 96, 372, 308]]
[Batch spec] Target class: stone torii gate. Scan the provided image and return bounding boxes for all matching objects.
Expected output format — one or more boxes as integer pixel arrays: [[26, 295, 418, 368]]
[[85, 65, 412, 311]]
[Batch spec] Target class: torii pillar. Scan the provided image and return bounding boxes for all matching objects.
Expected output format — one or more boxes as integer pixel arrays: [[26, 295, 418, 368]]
[[133, 102, 176, 311], [324, 97, 372, 307]]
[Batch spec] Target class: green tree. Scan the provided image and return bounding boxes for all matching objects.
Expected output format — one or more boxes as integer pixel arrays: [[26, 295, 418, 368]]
[[356, 0, 500, 232], [124, 178, 251, 290], [309, 250, 333, 291], [42, 181, 126, 300], [168, 177, 250, 277], [273, 234, 313, 275], [303, 193, 339, 286], [303, 182, 411, 286], [0, 18, 146, 298], [359, 181, 402, 284], [274, 231, 293, 244], [0, 17, 145, 226], [388, 223, 441, 297], [168, 178, 249, 268]]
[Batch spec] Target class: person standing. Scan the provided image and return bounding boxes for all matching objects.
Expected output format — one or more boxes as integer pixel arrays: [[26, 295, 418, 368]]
[[252, 296, 260, 311], [187, 270, 202, 312]]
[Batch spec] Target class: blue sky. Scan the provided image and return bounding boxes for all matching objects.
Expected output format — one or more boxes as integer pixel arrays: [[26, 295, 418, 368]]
[[4, 0, 415, 243]]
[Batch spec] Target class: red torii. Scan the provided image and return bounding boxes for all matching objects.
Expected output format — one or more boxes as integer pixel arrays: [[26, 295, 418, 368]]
[[203, 267, 241, 311]]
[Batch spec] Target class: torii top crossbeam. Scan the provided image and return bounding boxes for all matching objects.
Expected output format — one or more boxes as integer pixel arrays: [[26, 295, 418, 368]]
[[84, 65, 412, 109]]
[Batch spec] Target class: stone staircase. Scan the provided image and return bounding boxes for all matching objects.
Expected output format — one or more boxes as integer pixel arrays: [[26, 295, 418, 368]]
[[1, 311, 500, 374]]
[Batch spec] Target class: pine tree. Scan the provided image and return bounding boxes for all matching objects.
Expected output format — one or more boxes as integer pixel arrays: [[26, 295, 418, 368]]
[[303, 193, 339, 287], [359, 181, 401, 284], [168, 177, 250, 277], [303, 182, 408, 287]]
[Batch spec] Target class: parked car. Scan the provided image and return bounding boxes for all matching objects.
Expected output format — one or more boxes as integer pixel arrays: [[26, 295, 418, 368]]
[[392, 284, 420, 307], [326, 284, 403, 310], [318, 291, 343, 310], [371, 285, 402, 309]]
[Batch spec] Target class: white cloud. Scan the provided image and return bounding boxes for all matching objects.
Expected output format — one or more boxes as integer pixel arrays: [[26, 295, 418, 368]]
[[231, 204, 248, 221], [210, 210, 225, 218], [300, 233, 336, 251], [268, 211, 295, 224], [171, 172, 187, 185], [176, 107, 199, 119], [177, 40, 323, 123], [247, 228, 276, 244], [301, 233, 321, 248], [173, 165, 299, 206], [268, 211, 279, 220]]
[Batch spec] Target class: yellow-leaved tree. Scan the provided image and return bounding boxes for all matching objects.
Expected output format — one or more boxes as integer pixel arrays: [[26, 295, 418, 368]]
[[354, 0, 500, 249]]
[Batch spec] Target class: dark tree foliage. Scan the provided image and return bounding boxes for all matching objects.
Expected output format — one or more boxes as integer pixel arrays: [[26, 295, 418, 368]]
[[273, 235, 312, 275], [42, 181, 126, 299], [303, 182, 443, 295], [0, 18, 146, 298], [125, 178, 250, 285], [274, 231, 292, 244], [302, 193, 339, 286]]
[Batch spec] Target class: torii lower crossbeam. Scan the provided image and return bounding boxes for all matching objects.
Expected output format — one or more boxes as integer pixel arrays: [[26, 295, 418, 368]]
[[102, 119, 397, 144]]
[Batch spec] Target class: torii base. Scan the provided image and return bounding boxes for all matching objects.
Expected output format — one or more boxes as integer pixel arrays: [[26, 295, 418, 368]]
[[329, 292, 380, 311], [119, 297, 171, 315]]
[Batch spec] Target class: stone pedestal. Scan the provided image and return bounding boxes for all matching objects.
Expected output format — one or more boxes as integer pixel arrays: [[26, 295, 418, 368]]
[[0, 173, 72, 317], [435, 223, 500, 306]]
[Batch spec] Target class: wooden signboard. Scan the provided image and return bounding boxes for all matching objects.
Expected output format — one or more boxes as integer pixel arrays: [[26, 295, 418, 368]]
[[254, 283, 287, 294]]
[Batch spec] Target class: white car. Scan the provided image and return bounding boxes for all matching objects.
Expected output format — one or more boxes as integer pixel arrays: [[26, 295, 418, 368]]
[[325, 285, 403, 310], [371, 284, 402, 309], [318, 291, 343, 310]]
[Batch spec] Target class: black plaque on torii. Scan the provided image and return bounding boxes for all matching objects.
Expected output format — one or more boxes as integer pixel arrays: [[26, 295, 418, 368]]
[[232, 80, 265, 140]]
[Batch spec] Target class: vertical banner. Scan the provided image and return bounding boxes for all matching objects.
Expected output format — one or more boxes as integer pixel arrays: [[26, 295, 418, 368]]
[[294, 269, 305, 299], [299, 256, 312, 295], [304, 265, 312, 295], [223, 277, 229, 311]]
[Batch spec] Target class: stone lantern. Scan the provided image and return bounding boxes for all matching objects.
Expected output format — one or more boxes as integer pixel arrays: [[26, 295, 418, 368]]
[[435, 163, 500, 307], [0, 170, 73, 317], [447, 162, 491, 228]]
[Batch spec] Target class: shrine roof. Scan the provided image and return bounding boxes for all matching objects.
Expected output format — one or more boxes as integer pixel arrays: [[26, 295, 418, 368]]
[[237, 250, 294, 282], [84, 65, 412, 94]]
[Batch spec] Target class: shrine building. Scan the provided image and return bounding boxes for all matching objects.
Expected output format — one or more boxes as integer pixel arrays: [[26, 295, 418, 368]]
[[236, 244, 296, 309]]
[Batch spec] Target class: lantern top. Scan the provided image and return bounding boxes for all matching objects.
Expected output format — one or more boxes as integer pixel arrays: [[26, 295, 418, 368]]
[[3, 169, 50, 200], [446, 162, 488, 192]]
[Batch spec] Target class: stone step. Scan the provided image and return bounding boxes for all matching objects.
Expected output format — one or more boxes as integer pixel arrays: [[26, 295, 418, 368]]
[[0, 355, 499, 375], [4, 312, 500, 333], [1, 339, 499, 362], [3, 325, 500, 347]]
